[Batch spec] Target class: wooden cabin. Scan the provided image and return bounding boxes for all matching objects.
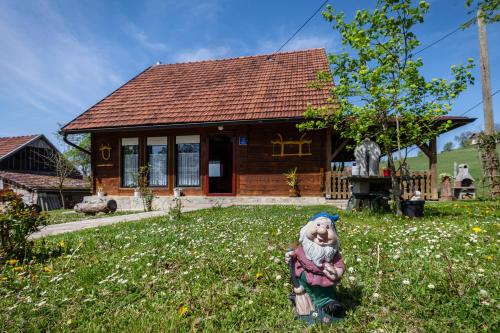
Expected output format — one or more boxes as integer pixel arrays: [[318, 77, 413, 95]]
[[60, 49, 474, 203]]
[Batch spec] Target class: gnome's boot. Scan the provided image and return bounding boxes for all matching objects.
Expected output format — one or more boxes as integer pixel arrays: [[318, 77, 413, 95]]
[[322, 300, 345, 317]]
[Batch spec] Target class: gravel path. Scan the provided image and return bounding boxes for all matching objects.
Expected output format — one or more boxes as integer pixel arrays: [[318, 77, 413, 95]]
[[30, 203, 216, 239]]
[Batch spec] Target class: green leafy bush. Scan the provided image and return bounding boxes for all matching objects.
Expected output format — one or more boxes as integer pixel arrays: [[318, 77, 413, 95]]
[[167, 198, 182, 221], [0, 191, 47, 260]]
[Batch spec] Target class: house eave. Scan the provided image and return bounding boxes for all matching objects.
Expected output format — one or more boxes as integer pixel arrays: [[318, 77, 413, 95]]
[[60, 117, 307, 134]]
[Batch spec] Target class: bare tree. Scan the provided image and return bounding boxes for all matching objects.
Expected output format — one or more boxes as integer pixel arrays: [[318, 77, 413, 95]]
[[38, 150, 76, 209]]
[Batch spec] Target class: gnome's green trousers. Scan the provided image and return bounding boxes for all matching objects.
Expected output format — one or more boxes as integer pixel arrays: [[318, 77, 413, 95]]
[[298, 272, 337, 309]]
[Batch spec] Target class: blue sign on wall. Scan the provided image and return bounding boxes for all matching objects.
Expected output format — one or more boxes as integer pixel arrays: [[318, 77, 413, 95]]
[[239, 136, 248, 145]]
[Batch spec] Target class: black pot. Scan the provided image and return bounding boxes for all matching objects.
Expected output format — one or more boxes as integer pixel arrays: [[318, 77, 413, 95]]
[[401, 200, 425, 218]]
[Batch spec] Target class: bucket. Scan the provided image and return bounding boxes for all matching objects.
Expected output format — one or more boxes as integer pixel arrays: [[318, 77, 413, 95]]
[[173, 187, 182, 198], [401, 200, 425, 218], [351, 163, 360, 176]]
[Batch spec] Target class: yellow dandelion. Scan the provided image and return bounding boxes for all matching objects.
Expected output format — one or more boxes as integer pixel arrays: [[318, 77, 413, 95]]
[[6, 259, 18, 265], [43, 267, 53, 273], [12, 266, 23, 271], [255, 272, 264, 279], [178, 305, 189, 316], [472, 227, 481, 233], [485, 255, 493, 261], [58, 240, 65, 247], [0, 276, 8, 281]]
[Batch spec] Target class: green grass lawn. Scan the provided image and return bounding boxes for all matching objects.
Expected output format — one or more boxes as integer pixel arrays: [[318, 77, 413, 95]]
[[45, 209, 143, 225], [1, 202, 498, 332]]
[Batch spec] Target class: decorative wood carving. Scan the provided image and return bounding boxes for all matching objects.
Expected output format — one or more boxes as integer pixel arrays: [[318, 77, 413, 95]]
[[271, 133, 312, 157], [99, 144, 112, 161]]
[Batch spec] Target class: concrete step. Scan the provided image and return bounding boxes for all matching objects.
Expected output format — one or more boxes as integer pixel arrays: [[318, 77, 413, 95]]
[[84, 195, 348, 211]]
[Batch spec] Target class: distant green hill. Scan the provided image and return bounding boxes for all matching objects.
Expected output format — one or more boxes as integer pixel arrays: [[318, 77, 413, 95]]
[[397, 145, 500, 196]]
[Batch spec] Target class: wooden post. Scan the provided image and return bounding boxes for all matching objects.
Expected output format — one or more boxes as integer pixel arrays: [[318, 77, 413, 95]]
[[325, 129, 332, 198], [325, 129, 332, 170], [429, 138, 438, 200], [418, 140, 438, 200]]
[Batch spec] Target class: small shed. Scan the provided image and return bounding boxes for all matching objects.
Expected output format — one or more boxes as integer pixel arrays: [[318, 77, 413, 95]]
[[0, 134, 90, 209]]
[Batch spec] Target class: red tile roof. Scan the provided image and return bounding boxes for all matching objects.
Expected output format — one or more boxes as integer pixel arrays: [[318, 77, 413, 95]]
[[0, 171, 89, 191], [62, 48, 334, 132], [0, 135, 40, 160]]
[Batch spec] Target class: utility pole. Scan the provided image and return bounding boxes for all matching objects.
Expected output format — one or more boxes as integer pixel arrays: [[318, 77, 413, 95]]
[[477, 8, 500, 198], [478, 9, 494, 135]]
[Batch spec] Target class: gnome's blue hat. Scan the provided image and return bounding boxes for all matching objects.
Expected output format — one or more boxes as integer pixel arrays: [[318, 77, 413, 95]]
[[309, 212, 340, 233]]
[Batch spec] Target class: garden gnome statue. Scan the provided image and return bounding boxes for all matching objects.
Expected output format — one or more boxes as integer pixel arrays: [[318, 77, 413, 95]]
[[285, 212, 345, 324], [354, 138, 381, 176]]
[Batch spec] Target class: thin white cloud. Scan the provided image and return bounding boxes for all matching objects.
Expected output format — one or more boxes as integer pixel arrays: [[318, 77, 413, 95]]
[[0, 2, 123, 117], [173, 46, 232, 62], [123, 22, 168, 51]]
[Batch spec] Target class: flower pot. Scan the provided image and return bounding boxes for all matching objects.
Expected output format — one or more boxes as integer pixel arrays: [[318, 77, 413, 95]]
[[289, 188, 300, 197], [97, 192, 105, 198], [401, 200, 425, 218], [134, 189, 141, 198], [383, 168, 391, 177], [173, 187, 182, 198]]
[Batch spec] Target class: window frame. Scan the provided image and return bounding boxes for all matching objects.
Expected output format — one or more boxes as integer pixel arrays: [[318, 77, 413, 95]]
[[175, 136, 201, 187], [120, 138, 139, 188], [146, 137, 168, 188]]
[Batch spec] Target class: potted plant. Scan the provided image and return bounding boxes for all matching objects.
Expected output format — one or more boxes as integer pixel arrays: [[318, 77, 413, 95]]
[[284, 167, 300, 197], [96, 185, 105, 197], [131, 170, 142, 198]]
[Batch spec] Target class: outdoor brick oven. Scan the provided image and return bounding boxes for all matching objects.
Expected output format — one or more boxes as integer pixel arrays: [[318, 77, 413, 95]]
[[453, 164, 475, 199]]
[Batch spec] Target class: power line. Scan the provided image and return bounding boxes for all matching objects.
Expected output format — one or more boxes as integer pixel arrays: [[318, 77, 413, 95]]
[[459, 89, 500, 116], [392, 89, 499, 156], [412, 17, 476, 56], [272, 0, 329, 55]]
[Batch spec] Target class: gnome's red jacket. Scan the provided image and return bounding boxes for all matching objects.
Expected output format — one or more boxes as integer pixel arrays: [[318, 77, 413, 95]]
[[294, 245, 345, 287]]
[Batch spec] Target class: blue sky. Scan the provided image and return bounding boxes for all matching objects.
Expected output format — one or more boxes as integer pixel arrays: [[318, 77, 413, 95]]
[[0, 0, 498, 153]]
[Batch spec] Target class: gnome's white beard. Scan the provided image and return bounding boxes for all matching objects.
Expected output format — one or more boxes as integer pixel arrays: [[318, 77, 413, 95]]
[[302, 236, 337, 267]]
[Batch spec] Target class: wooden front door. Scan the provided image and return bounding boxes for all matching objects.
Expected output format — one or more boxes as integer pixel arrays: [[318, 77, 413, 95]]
[[205, 134, 236, 196]]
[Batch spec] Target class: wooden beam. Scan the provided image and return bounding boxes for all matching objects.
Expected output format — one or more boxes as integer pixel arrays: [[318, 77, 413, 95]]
[[418, 143, 431, 158], [330, 139, 348, 162], [325, 129, 332, 170], [325, 171, 332, 199]]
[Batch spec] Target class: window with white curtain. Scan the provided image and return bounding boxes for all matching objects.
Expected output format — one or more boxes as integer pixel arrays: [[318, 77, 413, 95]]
[[147, 137, 168, 187], [176, 135, 200, 187], [121, 138, 139, 188]]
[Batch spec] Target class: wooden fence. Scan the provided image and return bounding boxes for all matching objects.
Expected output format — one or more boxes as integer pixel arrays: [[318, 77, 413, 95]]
[[326, 171, 436, 200]]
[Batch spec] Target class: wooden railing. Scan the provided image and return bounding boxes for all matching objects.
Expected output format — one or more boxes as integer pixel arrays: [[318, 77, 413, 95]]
[[325, 172, 351, 199], [400, 171, 435, 200], [325, 171, 437, 200]]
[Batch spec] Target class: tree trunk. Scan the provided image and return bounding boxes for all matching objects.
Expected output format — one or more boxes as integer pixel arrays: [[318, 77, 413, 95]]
[[59, 188, 65, 209], [479, 136, 500, 198], [386, 147, 403, 215], [74, 198, 117, 214], [477, 10, 500, 198]]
